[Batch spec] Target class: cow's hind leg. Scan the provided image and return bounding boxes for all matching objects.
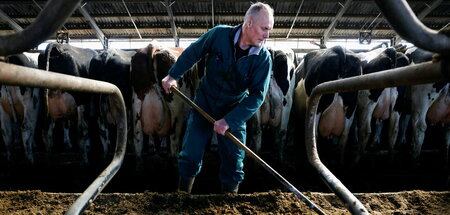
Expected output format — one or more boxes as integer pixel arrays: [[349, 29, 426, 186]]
[[0, 105, 13, 162], [21, 88, 40, 165], [444, 125, 450, 170], [132, 93, 144, 171], [371, 120, 384, 149], [77, 105, 90, 167], [398, 113, 411, 148], [42, 118, 55, 154], [21, 118, 35, 164], [337, 116, 354, 166], [388, 111, 400, 163], [411, 113, 427, 167], [97, 115, 110, 160], [160, 136, 170, 155], [63, 120, 72, 150]]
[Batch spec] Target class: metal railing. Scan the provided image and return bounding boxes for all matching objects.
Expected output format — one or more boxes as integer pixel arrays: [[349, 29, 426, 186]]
[[0, 0, 83, 56], [0, 1, 125, 213], [305, 0, 450, 214], [0, 62, 127, 215], [374, 0, 450, 54], [306, 60, 448, 214]]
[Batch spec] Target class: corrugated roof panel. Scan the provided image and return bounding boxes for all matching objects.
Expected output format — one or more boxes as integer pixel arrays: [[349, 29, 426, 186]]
[[0, 0, 448, 40]]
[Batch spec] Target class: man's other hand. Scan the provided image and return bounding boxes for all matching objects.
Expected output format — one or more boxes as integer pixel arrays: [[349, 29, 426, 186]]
[[161, 75, 177, 94], [214, 119, 229, 135]]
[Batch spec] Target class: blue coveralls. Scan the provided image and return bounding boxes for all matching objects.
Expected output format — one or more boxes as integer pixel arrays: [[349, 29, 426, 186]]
[[168, 24, 272, 186]]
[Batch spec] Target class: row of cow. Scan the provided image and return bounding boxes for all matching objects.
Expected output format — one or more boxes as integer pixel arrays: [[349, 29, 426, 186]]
[[291, 45, 449, 168], [0, 42, 448, 170]]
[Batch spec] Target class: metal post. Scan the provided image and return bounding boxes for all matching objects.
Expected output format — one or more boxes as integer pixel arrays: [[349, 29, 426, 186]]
[[0, 62, 127, 215], [79, 5, 108, 50], [306, 60, 448, 214], [322, 0, 352, 44], [162, 0, 179, 47], [286, 0, 304, 39]]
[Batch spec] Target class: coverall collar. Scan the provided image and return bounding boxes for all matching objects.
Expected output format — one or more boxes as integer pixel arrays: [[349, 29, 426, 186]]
[[232, 24, 263, 56]]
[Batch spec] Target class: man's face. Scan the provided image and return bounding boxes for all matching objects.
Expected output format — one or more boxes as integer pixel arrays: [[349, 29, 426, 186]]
[[246, 11, 274, 46]]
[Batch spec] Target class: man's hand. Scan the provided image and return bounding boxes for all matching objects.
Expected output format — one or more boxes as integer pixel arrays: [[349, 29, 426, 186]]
[[161, 75, 177, 94], [214, 119, 229, 135]]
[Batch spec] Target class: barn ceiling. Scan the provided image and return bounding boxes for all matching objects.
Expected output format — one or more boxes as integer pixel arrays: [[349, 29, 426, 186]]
[[0, 0, 449, 43]]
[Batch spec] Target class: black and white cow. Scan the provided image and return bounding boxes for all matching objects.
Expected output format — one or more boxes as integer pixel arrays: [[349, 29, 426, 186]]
[[247, 47, 297, 162], [354, 47, 397, 163], [1, 52, 41, 164], [39, 42, 98, 166], [405, 47, 450, 167], [293, 46, 361, 164], [89, 48, 136, 161], [131, 43, 200, 166], [383, 51, 411, 161]]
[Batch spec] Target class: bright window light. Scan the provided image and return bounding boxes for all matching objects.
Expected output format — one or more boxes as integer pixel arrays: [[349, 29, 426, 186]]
[[36, 38, 414, 52]]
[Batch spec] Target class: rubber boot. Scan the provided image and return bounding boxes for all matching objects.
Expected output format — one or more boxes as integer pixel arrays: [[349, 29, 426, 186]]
[[221, 182, 239, 194], [178, 177, 195, 193]]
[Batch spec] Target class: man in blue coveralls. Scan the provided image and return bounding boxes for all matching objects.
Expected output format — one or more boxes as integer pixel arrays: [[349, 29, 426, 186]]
[[161, 2, 274, 194]]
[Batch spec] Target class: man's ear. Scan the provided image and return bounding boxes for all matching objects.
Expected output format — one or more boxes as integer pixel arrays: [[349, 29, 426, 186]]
[[247, 19, 253, 28]]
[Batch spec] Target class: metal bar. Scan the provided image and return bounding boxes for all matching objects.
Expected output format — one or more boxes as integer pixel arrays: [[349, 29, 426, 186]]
[[364, 13, 381, 31], [0, 62, 127, 215], [32, 0, 68, 31], [306, 60, 448, 215], [0, 8, 23, 32], [122, 0, 142, 39], [171, 86, 327, 215], [395, 0, 442, 45], [211, 0, 215, 27], [322, 0, 352, 44], [374, 0, 450, 53], [417, 0, 442, 20], [0, 0, 82, 56], [286, 0, 304, 39], [78, 5, 107, 49], [162, 0, 179, 47]]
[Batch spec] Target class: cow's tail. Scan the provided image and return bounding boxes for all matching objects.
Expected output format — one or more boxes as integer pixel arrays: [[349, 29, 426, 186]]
[[332, 46, 347, 79], [42, 43, 58, 117]]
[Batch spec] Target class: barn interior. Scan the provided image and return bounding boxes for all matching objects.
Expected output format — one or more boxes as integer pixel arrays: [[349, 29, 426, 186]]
[[0, 0, 449, 214]]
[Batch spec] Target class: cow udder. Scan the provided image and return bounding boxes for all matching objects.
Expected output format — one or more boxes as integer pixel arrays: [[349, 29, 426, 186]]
[[141, 89, 172, 136], [372, 88, 392, 121], [318, 94, 345, 138], [1, 86, 25, 122], [427, 92, 450, 124], [47, 91, 77, 119]]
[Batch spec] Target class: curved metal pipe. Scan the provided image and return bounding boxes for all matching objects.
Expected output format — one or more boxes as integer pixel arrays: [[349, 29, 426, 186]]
[[306, 60, 448, 214], [0, 0, 83, 56], [0, 62, 127, 215], [374, 0, 450, 53], [65, 93, 127, 215]]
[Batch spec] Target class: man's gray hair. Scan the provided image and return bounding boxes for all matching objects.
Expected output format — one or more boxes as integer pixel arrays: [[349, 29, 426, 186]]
[[244, 2, 274, 23]]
